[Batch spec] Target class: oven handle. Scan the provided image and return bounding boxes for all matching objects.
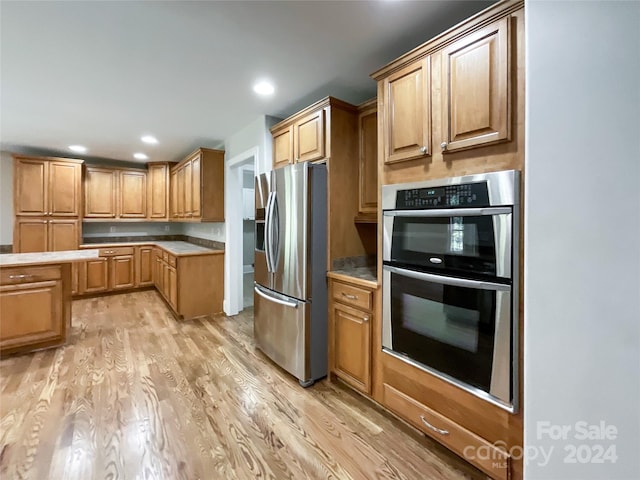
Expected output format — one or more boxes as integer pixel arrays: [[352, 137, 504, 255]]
[[383, 207, 511, 217], [383, 265, 510, 291]]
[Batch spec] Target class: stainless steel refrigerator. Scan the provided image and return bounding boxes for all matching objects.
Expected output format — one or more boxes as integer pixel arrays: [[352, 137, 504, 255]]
[[254, 162, 327, 387]]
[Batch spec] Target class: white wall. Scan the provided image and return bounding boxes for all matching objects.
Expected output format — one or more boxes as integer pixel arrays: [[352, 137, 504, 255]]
[[224, 114, 279, 174], [181, 222, 225, 242], [0, 152, 13, 245], [524, 2, 640, 479]]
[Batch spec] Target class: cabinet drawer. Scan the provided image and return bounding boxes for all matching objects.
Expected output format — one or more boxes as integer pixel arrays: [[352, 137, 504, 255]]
[[168, 254, 177, 267], [332, 282, 372, 310], [1, 266, 61, 285], [99, 247, 134, 257], [383, 383, 509, 480]]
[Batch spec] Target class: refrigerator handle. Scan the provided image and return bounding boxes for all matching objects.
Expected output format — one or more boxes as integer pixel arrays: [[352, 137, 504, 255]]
[[265, 192, 274, 272], [254, 284, 298, 308], [271, 192, 280, 270]]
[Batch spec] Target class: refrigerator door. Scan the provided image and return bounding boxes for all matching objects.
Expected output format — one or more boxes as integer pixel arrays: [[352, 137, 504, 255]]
[[254, 284, 310, 382], [271, 163, 309, 300], [254, 173, 271, 289]]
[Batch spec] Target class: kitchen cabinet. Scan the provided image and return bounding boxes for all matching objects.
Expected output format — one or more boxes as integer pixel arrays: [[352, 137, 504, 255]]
[[441, 17, 511, 153], [170, 169, 178, 219], [14, 156, 83, 217], [328, 277, 376, 395], [170, 148, 224, 222], [119, 170, 147, 218], [84, 167, 117, 218], [110, 254, 135, 290], [84, 166, 147, 219], [272, 125, 294, 168], [357, 99, 378, 219], [147, 163, 170, 220], [137, 246, 154, 286], [82, 258, 109, 293], [381, 58, 431, 164], [14, 217, 80, 253], [0, 264, 70, 355], [271, 104, 328, 168]]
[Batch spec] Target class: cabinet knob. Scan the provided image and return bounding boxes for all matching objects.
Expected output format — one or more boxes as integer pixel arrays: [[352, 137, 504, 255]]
[[420, 146, 428, 155], [363, 315, 370, 322], [440, 142, 448, 151]]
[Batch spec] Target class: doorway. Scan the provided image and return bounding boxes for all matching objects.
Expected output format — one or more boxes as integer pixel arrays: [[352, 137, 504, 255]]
[[225, 147, 259, 316]]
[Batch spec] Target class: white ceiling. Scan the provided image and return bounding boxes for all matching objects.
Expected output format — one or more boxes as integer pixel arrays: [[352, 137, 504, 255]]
[[0, 0, 494, 164]]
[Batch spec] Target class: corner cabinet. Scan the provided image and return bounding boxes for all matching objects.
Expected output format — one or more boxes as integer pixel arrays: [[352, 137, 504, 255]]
[[147, 163, 171, 220], [170, 148, 224, 222], [328, 276, 377, 395]]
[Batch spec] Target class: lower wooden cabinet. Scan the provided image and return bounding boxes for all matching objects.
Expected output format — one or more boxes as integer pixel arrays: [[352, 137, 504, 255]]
[[137, 247, 154, 286], [110, 255, 135, 290], [82, 258, 109, 293], [0, 264, 70, 355], [328, 277, 377, 395]]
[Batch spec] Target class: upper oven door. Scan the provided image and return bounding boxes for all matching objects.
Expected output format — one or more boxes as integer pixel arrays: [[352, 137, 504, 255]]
[[383, 207, 512, 279]]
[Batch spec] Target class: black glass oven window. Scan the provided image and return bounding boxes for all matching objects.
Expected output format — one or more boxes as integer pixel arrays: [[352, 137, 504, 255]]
[[391, 215, 496, 276], [390, 272, 496, 392]]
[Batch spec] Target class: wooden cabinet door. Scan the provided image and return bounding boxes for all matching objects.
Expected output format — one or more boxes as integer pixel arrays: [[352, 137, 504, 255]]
[[147, 164, 168, 219], [162, 262, 170, 300], [14, 218, 48, 253], [49, 161, 81, 216], [294, 109, 325, 163], [15, 158, 47, 216], [191, 155, 201, 218], [383, 58, 431, 164], [441, 17, 510, 153], [168, 266, 177, 310], [358, 106, 378, 215], [110, 255, 135, 290], [183, 161, 193, 218], [137, 247, 154, 286], [85, 167, 117, 218], [83, 258, 108, 293], [154, 254, 163, 291], [332, 301, 371, 394], [0, 278, 64, 351], [176, 166, 185, 218], [272, 125, 294, 168], [119, 170, 147, 218], [71, 263, 80, 296], [170, 169, 178, 219], [48, 219, 79, 251]]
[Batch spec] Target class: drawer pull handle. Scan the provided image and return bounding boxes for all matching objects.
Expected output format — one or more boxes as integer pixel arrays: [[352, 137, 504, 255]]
[[342, 293, 358, 300], [420, 416, 449, 436], [8, 274, 33, 280]]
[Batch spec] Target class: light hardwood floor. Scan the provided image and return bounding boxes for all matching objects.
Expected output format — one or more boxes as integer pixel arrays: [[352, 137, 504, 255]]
[[0, 290, 484, 480]]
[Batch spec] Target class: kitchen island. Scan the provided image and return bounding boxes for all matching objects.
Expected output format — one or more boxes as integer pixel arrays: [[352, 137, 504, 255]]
[[0, 249, 99, 356]]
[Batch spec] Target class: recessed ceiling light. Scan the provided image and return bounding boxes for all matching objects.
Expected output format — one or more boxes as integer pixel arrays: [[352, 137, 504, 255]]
[[141, 135, 158, 144], [253, 81, 275, 96], [68, 145, 87, 153], [133, 153, 148, 160]]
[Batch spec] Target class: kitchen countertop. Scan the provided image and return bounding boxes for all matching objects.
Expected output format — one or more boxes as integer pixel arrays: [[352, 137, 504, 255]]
[[0, 249, 100, 268], [327, 266, 379, 288], [79, 241, 223, 256]]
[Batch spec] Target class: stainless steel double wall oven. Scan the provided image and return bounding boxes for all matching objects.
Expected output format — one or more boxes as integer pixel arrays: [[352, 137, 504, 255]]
[[382, 170, 520, 411]]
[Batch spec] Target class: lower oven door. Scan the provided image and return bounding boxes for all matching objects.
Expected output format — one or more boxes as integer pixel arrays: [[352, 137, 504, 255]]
[[382, 265, 514, 410]]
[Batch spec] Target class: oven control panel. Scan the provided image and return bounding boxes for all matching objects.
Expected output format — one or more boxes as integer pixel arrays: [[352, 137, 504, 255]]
[[396, 182, 490, 209]]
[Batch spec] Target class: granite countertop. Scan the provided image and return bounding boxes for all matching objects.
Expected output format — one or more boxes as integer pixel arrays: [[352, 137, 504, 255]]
[[0, 249, 100, 268], [79, 240, 223, 256], [328, 266, 379, 287]]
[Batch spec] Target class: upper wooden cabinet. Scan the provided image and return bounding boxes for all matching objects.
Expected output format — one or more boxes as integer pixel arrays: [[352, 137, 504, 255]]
[[84, 167, 117, 218], [119, 170, 147, 218], [270, 98, 350, 170], [170, 148, 224, 222], [14, 156, 83, 217], [441, 17, 511, 153], [147, 163, 170, 220], [272, 125, 294, 169], [84, 166, 147, 219], [382, 58, 431, 164], [357, 99, 378, 217]]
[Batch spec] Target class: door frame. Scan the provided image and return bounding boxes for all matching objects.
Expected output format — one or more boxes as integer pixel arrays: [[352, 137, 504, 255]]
[[224, 146, 259, 316]]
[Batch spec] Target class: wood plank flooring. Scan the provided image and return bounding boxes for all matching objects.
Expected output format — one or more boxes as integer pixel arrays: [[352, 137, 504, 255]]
[[0, 290, 484, 480]]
